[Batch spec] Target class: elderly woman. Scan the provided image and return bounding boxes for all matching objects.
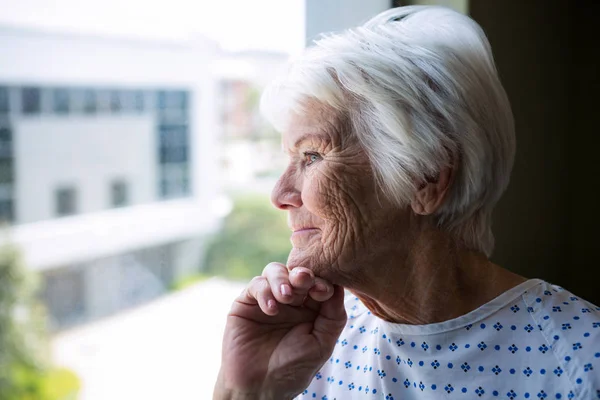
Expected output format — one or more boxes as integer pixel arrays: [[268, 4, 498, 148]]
[[214, 6, 600, 400]]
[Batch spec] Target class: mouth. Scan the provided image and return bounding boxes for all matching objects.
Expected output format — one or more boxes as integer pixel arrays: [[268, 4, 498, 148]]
[[290, 227, 320, 246]]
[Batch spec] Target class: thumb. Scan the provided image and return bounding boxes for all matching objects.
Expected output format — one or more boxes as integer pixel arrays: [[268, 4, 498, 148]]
[[312, 285, 347, 354]]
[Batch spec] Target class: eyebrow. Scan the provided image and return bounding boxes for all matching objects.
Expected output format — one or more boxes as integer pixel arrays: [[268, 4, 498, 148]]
[[291, 133, 331, 149]]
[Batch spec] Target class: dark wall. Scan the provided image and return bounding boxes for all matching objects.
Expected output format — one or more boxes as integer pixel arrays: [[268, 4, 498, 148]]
[[393, 0, 599, 303], [470, 0, 599, 303]]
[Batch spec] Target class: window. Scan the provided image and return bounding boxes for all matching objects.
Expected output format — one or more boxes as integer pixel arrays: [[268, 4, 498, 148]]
[[22, 87, 41, 114], [0, 86, 9, 113], [133, 90, 145, 112], [0, 124, 11, 144], [110, 180, 128, 208], [0, 198, 13, 223], [55, 186, 77, 217], [0, 124, 12, 159], [0, 159, 13, 184], [158, 90, 188, 111], [83, 89, 97, 114], [53, 88, 70, 114], [159, 163, 189, 198], [158, 122, 190, 198], [109, 90, 122, 113]]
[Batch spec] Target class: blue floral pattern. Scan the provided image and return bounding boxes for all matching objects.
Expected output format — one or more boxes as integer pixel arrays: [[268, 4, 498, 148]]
[[296, 280, 600, 399]]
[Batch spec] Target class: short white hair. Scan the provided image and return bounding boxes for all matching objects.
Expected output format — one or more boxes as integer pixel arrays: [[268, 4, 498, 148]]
[[261, 6, 515, 257]]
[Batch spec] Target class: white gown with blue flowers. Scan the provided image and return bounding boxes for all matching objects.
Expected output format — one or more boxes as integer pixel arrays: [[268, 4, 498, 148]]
[[297, 279, 600, 399]]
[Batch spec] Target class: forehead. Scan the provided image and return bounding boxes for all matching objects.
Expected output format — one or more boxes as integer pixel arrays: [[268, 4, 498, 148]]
[[282, 102, 345, 149]]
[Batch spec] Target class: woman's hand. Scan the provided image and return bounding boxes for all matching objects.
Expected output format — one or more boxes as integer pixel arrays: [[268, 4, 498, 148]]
[[213, 263, 347, 400]]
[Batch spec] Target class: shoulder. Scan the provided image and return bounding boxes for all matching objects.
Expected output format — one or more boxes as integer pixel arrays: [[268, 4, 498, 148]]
[[522, 281, 600, 397]]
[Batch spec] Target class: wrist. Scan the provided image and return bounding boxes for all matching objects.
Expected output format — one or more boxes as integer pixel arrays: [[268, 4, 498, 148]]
[[213, 387, 286, 400], [213, 374, 283, 400]]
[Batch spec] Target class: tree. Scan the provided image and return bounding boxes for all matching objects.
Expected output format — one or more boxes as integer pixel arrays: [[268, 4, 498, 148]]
[[203, 195, 291, 280], [0, 241, 80, 400]]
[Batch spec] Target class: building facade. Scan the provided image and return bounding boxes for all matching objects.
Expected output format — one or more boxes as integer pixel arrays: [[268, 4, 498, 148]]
[[0, 25, 224, 329]]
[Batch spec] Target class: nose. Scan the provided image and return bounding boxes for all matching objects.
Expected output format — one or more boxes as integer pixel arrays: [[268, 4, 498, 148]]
[[271, 167, 302, 210]]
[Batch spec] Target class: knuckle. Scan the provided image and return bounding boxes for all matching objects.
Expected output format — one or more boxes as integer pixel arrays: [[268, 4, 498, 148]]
[[262, 262, 287, 276]]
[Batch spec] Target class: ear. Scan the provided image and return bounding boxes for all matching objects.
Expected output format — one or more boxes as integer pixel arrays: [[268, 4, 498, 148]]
[[411, 165, 455, 216]]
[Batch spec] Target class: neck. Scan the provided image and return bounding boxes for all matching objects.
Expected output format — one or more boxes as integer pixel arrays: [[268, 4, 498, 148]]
[[343, 228, 526, 325]]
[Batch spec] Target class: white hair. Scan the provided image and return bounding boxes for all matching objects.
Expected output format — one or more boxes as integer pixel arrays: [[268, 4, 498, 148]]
[[260, 6, 515, 257]]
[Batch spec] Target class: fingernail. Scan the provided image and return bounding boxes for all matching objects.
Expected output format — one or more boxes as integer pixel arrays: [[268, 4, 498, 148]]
[[268, 300, 277, 309], [314, 282, 328, 292], [293, 269, 312, 279], [280, 284, 292, 297]]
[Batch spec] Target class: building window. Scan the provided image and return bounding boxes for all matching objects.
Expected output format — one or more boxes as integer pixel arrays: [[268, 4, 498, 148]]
[[55, 186, 77, 217], [22, 87, 41, 114], [110, 180, 128, 208], [0, 159, 13, 185], [0, 124, 11, 155], [158, 121, 190, 199], [109, 90, 122, 113], [0, 86, 9, 114], [0, 198, 13, 223], [53, 88, 70, 114], [133, 90, 145, 112], [83, 89, 97, 114]]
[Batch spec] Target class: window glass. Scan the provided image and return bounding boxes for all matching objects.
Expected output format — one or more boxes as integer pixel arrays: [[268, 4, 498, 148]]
[[0, 86, 9, 113], [111, 180, 128, 207], [55, 186, 77, 216], [22, 87, 41, 114], [53, 88, 70, 114]]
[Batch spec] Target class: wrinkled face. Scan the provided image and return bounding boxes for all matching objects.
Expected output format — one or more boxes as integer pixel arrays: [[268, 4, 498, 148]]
[[271, 103, 409, 285]]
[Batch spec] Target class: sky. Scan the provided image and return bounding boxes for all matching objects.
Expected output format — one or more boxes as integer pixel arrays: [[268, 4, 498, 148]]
[[0, 0, 306, 54]]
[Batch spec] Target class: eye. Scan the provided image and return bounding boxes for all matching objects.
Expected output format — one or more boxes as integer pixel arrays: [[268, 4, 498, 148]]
[[303, 152, 321, 166]]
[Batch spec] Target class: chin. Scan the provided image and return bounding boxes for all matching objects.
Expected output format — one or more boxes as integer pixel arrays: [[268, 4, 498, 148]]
[[287, 247, 338, 282]]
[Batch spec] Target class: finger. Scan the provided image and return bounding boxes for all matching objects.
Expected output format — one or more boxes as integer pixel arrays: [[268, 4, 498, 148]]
[[312, 285, 347, 355], [261, 262, 295, 305], [241, 276, 279, 316], [307, 276, 335, 303], [287, 267, 315, 306]]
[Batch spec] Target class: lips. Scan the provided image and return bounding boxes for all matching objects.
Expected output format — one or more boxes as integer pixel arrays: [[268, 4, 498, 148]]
[[290, 227, 320, 247]]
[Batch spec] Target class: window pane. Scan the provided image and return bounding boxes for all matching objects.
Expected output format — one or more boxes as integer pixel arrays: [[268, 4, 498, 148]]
[[0, 159, 13, 184], [157, 90, 188, 110], [133, 90, 145, 112], [160, 124, 187, 147], [0, 125, 12, 158], [56, 187, 77, 216], [0, 86, 9, 113], [111, 180, 128, 207], [53, 88, 70, 114], [0, 198, 13, 223], [110, 91, 122, 113], [83, 89, 97, 114], [22, 87, 41, 114], [157, 90, 168, 110], [0, 125, 11, 142]]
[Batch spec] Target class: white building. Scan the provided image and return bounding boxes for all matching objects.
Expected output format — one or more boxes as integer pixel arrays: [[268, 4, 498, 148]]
[[0, 25, 225, 329]]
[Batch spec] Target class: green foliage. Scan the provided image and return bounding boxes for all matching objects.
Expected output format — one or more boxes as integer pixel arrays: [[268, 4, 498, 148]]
[[203, 195, 291, 280], [169, 272, 211, 291], [0, 242, 80, 400]]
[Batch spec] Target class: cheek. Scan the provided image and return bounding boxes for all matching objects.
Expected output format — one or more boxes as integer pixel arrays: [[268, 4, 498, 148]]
[[301, 168, 341, 222], [302, 162, 368, 230]]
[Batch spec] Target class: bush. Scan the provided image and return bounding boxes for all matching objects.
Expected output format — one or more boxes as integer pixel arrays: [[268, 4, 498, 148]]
[[0, 242, 80, 400], [203, 195, 291, 280]]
